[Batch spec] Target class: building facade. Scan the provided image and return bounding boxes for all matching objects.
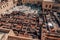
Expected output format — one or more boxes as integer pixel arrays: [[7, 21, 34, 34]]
[[0, 0, 18, 14], [20, 0, 60, 13]]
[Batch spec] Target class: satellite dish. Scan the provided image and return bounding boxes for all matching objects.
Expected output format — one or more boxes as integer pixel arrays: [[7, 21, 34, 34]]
[[48, 22, 53, 27]]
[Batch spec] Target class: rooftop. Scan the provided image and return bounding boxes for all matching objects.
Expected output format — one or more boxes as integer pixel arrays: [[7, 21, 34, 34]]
[[43, 0, 54, 2], [3, 5, 39, 15]]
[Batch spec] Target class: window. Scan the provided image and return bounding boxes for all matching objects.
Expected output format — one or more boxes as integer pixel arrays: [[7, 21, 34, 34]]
[[46, 5, 48, 8], [5, 5, 6, 7], [3, 6, 5, 8], [7, 3, 8, 6], [49, 5, 51, 8]]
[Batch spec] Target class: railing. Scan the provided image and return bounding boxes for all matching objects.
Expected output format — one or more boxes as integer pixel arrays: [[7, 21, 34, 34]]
[[8, 36, 32, 40]]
